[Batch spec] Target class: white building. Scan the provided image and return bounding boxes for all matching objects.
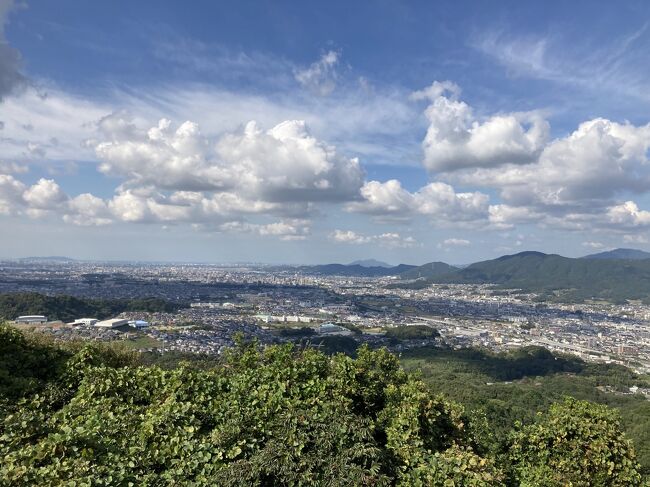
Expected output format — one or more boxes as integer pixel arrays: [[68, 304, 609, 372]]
[[128, 320, 149, 328], [71, 318, 98, 326], [15, 315, 47, 324], [318, 323, 352, 335], [95, 318, 128, 328]]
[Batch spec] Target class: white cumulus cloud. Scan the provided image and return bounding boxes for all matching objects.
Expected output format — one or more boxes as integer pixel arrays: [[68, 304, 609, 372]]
[[414, 81, 548, 172], [22, 178, 68, 210], [64, 193, 112, 226], [348, 179, 489, 224], [94, 117, 364, 208], [606, 201, 650, 228]]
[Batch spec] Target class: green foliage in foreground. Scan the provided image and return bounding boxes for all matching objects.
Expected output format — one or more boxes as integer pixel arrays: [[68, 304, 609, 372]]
[[509, 399, 641, 486], [401, 346, 650, 477], [0, 292, 181, 322], [0, 326, 645, 486]]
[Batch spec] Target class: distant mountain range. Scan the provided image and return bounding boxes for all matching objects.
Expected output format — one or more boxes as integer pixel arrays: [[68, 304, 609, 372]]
[[397, 250, 650, 302], [11, 256, 78, 263], [296, 248, 650, 301], [582, 248, 650, 260], [349, 259, 391, 268], [399, 261, 457, 280], [293, 263, 417, 277]]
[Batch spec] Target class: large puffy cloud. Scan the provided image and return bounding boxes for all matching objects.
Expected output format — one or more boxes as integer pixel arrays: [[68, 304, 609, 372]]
[[606, 201, 650, 228], [22, 178, 68, 209], [106, 189, 223, 224], [488, 204, 544, 229], [217, 120, 364, 202], [94, 117, 364, 206], [413, 83, 650, 233], [415, 182, 490, 221], [347, 179, 414, 217], [64, 194, 112, 226], [414, 81, 549, 172], [348, 179, 490, 223], [453, 118, 650, 221], [95, 117, 225, 191], [0, 176, 91, 223], [107, 190, 155, 223]]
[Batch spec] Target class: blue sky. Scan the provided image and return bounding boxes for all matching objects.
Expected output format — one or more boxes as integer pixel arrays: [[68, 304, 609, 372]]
[[2, 0, 650, 264]]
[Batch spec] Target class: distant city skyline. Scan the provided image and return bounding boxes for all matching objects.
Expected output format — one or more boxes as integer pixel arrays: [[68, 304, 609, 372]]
[[2, 0, 650, 264]]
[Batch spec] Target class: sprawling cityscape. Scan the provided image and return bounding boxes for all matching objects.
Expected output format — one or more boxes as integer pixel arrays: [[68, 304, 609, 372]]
[[5, 258, 650, 375]]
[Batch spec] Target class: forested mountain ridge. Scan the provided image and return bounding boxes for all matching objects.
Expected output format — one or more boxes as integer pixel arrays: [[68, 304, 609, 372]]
[[398, 261, 457, 280], [0, 325, 644, 485], [398, 251, 650, 301], [582, 248, 650, 260]]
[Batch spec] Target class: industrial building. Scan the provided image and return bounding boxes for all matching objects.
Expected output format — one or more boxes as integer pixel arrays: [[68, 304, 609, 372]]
[[95, 318, 128, 328], [70, 318, 98, 326], [128, 320, 149, 328], [15, 315, 47, 324], [318, 323, 352, 335]]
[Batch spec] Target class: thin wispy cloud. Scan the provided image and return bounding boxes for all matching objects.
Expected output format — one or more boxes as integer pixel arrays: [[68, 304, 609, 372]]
[[474, 23, 650, 102], [294, 50, 341, 96]]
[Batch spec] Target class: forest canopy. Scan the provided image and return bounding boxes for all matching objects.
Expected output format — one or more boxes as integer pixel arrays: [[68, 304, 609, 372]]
[[0, 325, 644, 486]]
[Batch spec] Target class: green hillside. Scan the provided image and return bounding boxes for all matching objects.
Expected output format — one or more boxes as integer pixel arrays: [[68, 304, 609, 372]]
[[399, 251, 650, 302], [401, 346, 650, 475], [398, 261, 457, 280], [0, 326, 644, 485]]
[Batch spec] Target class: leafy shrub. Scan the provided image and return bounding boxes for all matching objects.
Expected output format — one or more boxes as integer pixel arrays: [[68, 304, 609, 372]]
[[507, 398, 642, 486], [0, 326, 643, 485]]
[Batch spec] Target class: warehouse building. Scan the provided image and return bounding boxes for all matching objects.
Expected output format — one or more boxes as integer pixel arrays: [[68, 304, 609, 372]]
[[95, 318, 129, 328], [70, 318, 98, 326], [128, 320, 149, 328], [15, 315, 48, 324]]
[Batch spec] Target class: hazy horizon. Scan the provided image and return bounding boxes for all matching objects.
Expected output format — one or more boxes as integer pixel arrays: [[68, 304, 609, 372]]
[[0, 246, 639, 267]]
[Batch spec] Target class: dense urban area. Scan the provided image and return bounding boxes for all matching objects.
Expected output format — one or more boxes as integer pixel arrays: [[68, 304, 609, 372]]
[[2, 257, 650, 377]]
